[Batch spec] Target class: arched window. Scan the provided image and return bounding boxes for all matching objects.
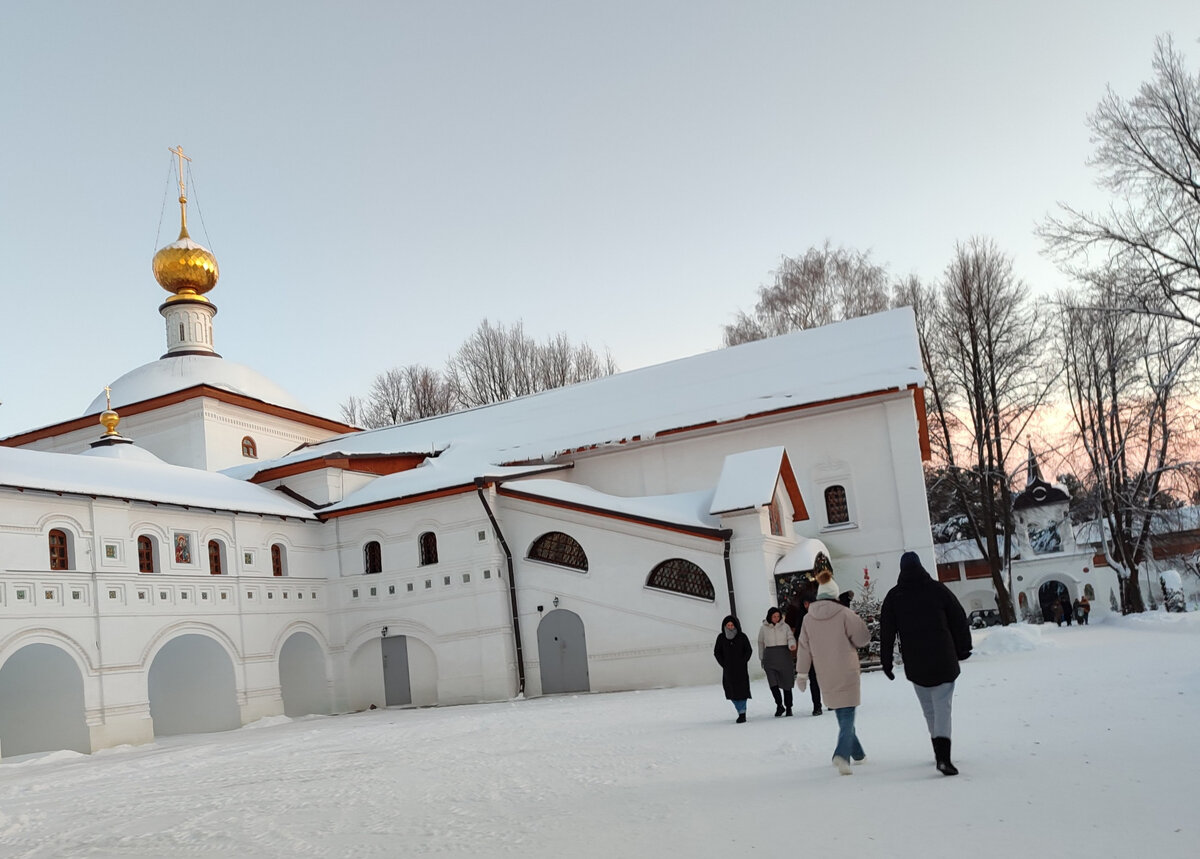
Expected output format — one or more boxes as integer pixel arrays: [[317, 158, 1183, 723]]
[[271, 543, 286, 577], [527, 531, 588, 571], [364, 541, 382, 574], [48, 529, 69, 571], [418, 532, 438, 566], [241, 436, 257, 458], [824, 485, 849, 525], [208, 540, 223, 575], [646, 559, 715, 601], [138, 535, 156, 574]]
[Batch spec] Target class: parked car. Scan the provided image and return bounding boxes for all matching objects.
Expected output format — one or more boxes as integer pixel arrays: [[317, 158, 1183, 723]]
[[968, 609, 1002, 629]]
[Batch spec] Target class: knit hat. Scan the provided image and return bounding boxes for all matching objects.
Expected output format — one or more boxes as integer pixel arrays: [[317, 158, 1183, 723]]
[[900, 551, 924, 574], [815, 569, 840, 600]]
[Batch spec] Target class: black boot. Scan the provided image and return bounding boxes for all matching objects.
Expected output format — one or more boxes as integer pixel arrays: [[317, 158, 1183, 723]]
[[933, 737, 958, 776], [783, 688, 793, 717], [771, 686, 784, 717], [736, 712, 747, 724]]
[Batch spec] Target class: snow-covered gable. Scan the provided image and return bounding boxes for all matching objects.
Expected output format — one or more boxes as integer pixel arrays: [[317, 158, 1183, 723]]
[[708, 446, 806, 519], [249, 308, 923, 507], [0, 447, 315, 519]]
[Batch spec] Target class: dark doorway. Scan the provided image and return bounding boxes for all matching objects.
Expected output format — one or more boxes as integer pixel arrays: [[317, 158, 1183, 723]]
[[1038, 580, 1070, 624], [382, 635, 412, 706]]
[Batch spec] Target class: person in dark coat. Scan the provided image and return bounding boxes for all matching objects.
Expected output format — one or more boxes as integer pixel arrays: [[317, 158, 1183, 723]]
[[880, 551, 973, 776], [786, 584, 825, 715], [714, 615, 753, 723]]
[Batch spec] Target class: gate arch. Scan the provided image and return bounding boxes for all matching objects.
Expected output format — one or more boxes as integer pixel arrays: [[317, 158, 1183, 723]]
[[0, 643, 90, 758]]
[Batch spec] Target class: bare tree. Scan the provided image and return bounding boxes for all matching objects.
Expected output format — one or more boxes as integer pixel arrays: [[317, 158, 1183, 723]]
[[339, 364, 456, 429], [1041, 36, 1200, 335], [1055, 283, 1199, 612], [927, 238, 1057, 624], [447, 319, 617, 408], [723, 241, 894, 345]]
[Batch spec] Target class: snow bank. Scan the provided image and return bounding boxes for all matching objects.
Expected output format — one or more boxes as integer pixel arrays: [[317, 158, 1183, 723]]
[[241, 715, 293, 730], [972, 623, 1050, 655]]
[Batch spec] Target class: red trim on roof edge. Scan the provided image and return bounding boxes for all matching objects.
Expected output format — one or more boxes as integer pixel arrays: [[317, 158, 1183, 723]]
[[1, 384, 358, 446]]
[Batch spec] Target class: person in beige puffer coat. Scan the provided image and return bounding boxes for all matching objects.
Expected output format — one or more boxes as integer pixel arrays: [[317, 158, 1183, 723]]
[[757, 607, 797, 717], [795, 569, 870, 775]]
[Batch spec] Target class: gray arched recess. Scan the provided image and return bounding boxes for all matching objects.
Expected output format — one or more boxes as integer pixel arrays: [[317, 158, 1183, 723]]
[[537, 609, 590, 695]]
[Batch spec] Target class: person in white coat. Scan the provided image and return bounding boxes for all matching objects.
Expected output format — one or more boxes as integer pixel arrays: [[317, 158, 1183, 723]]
[[757, 607, 797, 717]]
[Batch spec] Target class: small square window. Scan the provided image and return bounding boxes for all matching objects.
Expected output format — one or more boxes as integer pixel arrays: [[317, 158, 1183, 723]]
[[311, 592, 317, 599], [477, 530, 487, 542], [283, 591, 289, 599], [159, 591, 168, 600], [443, 576, 451, 586], [138, 591, 147, 600], [388, 585, 396, 595], [16, 589, 26, 600], [202, 592, 210, 600], [181, 592, 189, 599], [110, 590, 119, 600], [406, 582, 414, 592], [268, 592, 275, 599], [44, 590, 55, 600], [72, 590, 81, 600], [483, 569, 492, 580], [352, 588, 359, 598], [424, 580, 432, 589], [221, 592, 229, 600], [298, 592, 303, 599], [369, 587, 377, 597], [462, 573, 471, 584], [247, 591, 254, 599]]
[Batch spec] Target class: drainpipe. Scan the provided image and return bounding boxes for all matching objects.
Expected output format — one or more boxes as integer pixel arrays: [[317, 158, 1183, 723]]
[[721, 529, 736, 618], [475, 480, 525, 696]]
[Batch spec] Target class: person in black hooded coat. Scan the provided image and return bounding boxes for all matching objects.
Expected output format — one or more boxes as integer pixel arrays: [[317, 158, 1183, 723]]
[[714, 615, 753, 723], [880, 551, 972, 775]]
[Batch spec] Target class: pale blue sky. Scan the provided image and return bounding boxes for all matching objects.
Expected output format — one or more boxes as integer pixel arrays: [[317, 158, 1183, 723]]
[[1, 1, 1197, 437]]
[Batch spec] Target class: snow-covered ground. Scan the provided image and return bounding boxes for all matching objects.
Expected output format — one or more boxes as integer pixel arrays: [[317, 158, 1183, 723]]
[[2, 613, 1197, 858]]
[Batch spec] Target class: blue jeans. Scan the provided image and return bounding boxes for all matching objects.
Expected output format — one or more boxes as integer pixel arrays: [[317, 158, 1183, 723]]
[[732, 699, 747, 714], [833, 707, 865, 761]]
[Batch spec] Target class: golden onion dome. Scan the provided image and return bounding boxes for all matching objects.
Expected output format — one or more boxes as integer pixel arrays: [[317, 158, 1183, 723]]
[[99, 408, 121, 436], [153, 223, 219, 301]]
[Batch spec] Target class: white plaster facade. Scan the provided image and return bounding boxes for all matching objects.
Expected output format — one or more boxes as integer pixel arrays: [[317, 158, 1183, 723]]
[[1, 301, 937, 759]]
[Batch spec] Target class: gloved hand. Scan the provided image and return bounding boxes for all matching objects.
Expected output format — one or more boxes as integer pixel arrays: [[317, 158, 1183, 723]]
[[795, 674, 807, 692], [882, 666, 895, 681]]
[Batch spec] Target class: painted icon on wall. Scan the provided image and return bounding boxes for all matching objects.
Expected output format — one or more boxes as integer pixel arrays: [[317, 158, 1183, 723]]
[[174, 532, 192, 564]]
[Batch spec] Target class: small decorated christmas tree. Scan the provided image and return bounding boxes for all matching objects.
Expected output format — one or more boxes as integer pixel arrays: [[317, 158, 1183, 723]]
[[852, 568, 882, 665]]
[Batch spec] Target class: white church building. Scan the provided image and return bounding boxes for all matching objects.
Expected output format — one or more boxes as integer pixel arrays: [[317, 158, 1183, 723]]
[[0, 175, 936, 759]]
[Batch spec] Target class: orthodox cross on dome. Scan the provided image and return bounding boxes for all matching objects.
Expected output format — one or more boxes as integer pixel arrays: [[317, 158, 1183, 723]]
[[104, 385, 112, 410], [169, 144, 192, 237], [1025, 440, 1042, 487]]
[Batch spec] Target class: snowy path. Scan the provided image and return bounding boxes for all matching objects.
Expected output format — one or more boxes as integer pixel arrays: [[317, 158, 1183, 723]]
[[1, 614, 1196, 858]]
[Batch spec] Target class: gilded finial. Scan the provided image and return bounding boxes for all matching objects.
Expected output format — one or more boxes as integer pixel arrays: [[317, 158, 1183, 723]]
[[99, 387, 120, 437], [153, 145, 219, 299]]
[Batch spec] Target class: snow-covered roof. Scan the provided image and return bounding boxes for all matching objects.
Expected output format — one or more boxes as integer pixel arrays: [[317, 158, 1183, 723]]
[[709, 446, 788, 515], [498, 479, 722, 532], [84, 354, 310, 415], [934, 539, 989, 564], [0, 447, 316, 519], [775, 537, 831, 574], [320, 461, 566, 514], [247, 309, 924, 508]]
